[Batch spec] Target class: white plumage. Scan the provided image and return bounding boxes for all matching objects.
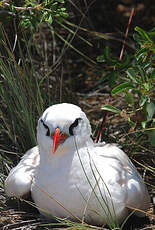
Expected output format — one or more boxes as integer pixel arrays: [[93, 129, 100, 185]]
[[5, 103, 150, 226]]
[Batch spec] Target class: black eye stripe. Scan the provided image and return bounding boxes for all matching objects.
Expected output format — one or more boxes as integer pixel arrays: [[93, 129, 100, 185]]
[[69, 118, 82, 136], [41, 119, 50, 136]]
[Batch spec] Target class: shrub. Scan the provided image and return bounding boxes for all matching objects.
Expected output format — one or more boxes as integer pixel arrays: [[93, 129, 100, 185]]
[[97, 27, 155, 146]]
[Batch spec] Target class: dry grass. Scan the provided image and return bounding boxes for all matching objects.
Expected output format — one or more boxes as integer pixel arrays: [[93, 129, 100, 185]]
[[0, 1, 155, 229]]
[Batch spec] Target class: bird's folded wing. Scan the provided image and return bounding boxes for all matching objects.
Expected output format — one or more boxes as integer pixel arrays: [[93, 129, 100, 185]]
[[5, 146, 40, 198], [96, 144, 150, 215]]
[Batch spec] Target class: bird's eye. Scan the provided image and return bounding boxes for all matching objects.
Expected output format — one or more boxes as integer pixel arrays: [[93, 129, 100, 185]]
[[41, 119, 50, 136], [69, 118, 82, 136]]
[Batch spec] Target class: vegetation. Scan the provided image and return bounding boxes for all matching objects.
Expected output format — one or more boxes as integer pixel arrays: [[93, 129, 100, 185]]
[[99, 26, 155, 146], [0, 1, 154, 229], [0, 0, 69, 30]]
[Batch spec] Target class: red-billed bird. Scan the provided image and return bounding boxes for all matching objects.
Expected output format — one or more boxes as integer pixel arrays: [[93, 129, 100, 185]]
[[5, 103, 150, 226]]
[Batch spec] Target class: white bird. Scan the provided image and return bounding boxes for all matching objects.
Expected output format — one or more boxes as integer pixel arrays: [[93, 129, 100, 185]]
[[5, 103, 150, 226]]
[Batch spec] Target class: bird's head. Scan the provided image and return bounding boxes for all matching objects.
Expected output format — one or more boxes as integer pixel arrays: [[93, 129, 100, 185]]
[[37, 103, 92, 155]]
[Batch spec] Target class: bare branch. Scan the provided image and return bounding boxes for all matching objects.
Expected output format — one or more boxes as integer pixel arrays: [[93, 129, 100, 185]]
[[2, 1, 41, 11]]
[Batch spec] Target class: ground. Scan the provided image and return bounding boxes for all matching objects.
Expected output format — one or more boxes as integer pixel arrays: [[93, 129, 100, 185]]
[[0, 0, 154, 229]]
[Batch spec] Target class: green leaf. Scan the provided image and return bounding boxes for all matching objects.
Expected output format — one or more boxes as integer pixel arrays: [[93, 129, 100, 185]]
[[109, 71, 118, 88], [146, 101, 155, 122], [136, 48, 148, 61], [140, 96, 147, 107], [119, 53, 132, 70], [112, 82, 135, 95], [141, 60, 152, 70], [60, 8, 66, 11], [104, 46, 117, 64], [148, 129, 155, 146], [9, 2, 16, 12], [57, 0, 65, 3], [101, 104, 121, 114], [141, 121, 147, 129], [133, 33, 141, 44], [59, 12, 68, 18], [135, 26, 152, 42], [137, 64, 145, 81], [51, 2, 58, 10], [47, 15, 53, 24], [150, 69, 155, 79], [20, 18, 32, 28], [144, 82, 150, 91], [96, 55, 106, 63], [128, 117, 136, 126], [126, 68, 138, 83], [125, 92, 134, 105], [149, 29, 155, 42]]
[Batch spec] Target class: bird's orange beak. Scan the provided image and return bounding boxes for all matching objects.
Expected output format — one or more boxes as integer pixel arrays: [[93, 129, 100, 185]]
[[52, 128, 68, 154]]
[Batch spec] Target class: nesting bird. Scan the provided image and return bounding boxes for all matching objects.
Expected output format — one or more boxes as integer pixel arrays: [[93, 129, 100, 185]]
[[5, 103, 150, 226]]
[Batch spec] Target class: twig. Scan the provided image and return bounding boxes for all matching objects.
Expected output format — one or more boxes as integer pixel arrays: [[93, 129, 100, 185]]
[[139, 226, 155, 230], [95, 97, 111, 143], [2, 1, 41, 11], [3, 219, 41, 230], [120, 8, 135, 61], [94, 111, 108, 143]]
